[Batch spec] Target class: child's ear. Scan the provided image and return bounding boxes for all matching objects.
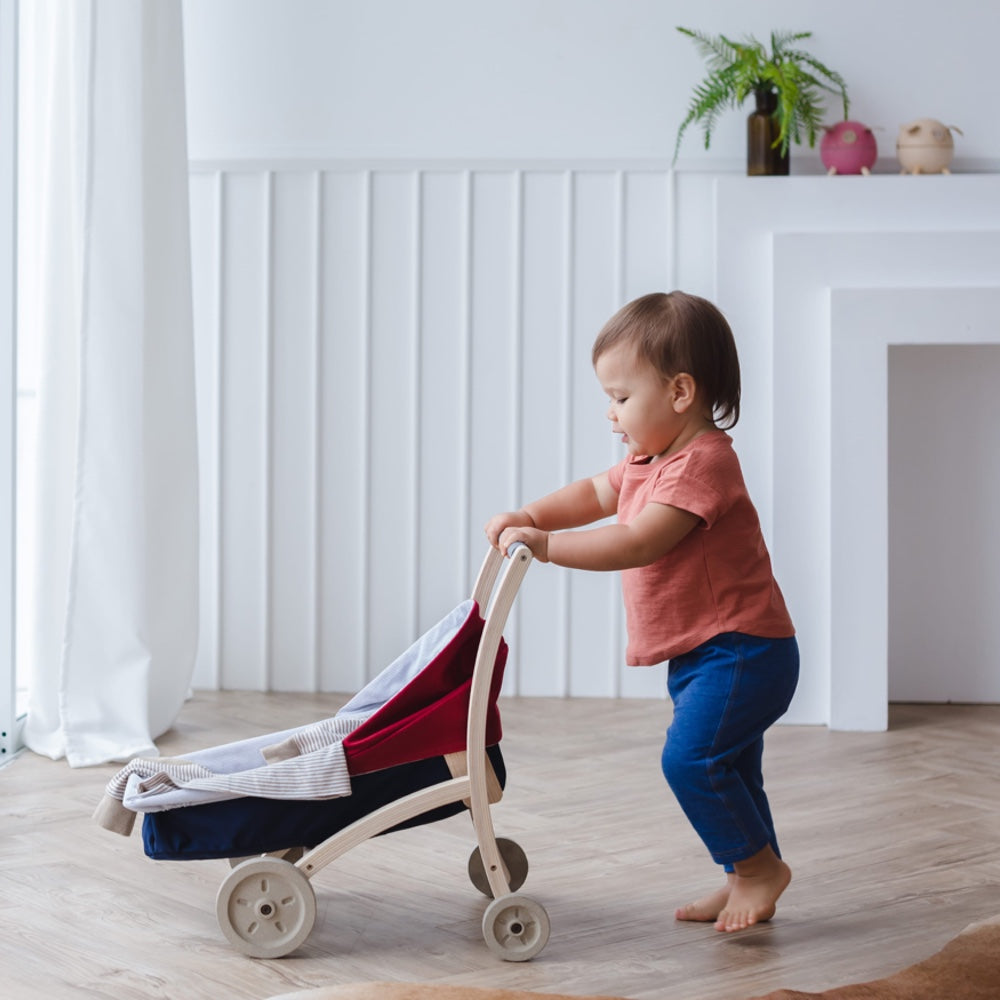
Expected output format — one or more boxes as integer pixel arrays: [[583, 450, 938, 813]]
[[671, 373, 697, 412]]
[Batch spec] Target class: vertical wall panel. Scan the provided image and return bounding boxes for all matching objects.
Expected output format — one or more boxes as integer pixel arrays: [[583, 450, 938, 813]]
[[193, 161, 675, 699], [466, 171, 520, 542], [189, 170, 221, 689], [673, 172, 717, 299], [622, 171, 671, 301], [317, 171, 369, 693], [568, 172, 625, 697], [366, 171, 420, 678], [618, 169, 672, 698], [218, 171, 271, 689], [416, 171, 469, 628], [466, 171, 520, 539], [517, 171, 572, 696], [465, 172, 522, 691], [268, 172, 320, 690]]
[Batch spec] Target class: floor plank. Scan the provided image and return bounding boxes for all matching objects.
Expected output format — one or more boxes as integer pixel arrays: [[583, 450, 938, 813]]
[[2, 694, 998, 999]]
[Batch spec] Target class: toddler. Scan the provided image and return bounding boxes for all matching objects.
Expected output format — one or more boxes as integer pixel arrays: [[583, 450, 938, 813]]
[[485, 291, 798, 933]]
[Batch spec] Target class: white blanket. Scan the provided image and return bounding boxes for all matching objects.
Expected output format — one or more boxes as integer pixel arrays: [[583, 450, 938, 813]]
[[98, 600, 476, 823]]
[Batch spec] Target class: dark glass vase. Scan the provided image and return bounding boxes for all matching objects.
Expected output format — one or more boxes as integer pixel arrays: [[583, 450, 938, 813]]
[[747, 88, 790, 176]]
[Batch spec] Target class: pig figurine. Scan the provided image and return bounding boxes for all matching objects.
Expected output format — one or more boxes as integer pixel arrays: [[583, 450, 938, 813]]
[[820, 120, 878, 175], [896, 119, 963, 174]]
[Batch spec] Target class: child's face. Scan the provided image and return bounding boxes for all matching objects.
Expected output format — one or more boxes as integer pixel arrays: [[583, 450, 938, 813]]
[[595, 343, 687, 460]]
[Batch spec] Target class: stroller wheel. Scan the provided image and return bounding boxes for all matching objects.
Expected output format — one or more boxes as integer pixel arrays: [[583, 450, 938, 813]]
[[468, 837, 529, 897], [216, 857, 316, 958], [481, 893, 550, 961]]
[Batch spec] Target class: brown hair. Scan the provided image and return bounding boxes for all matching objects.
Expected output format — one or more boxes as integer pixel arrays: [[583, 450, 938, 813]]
[[591, 291, 741, 429]]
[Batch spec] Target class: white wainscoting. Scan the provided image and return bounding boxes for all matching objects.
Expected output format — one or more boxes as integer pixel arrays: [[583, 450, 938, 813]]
[[188, 162, 677, 698], [185, 162, 1000, 727]]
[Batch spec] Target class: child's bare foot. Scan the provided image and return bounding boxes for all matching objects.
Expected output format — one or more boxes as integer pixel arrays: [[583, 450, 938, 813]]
[[715, 847, 791, 933], [675, 875, 735, 922]]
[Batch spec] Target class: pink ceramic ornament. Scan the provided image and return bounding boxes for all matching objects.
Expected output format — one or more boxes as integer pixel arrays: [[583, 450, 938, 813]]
[[820, 121, 878, 175]]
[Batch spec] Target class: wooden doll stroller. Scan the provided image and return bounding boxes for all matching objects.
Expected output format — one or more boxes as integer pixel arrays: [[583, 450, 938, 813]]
[[95, 544, 549, 961]]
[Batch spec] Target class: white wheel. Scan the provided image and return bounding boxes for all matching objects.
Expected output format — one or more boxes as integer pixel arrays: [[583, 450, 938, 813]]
[[481, 893, 550, 961], [468, 837, 529, 897], [216, 857, 316, 958]]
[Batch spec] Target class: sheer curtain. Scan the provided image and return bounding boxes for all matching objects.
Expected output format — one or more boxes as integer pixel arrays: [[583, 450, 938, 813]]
[[22, 0, 198, 766]]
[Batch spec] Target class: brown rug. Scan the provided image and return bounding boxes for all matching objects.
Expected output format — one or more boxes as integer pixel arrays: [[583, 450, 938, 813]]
[[269, 914, 1000, 1000], [270, 990, 624, 1000], [747, 914, 1000, 999]]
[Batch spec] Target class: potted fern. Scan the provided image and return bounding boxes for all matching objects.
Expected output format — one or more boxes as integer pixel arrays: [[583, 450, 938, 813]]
[[673, 28, 850, 175]]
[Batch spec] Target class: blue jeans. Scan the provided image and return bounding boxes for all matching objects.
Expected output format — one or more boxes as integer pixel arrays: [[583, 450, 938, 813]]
[[662, 632, 799, 869]]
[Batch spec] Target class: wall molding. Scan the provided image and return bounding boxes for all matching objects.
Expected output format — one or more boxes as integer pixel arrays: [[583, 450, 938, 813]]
[[188, 155, 1000, 176]]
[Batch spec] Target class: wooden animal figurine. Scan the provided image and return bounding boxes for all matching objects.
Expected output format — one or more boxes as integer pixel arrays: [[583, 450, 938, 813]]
[[820, 121, 878, 175], [896, 119, 963, 174]]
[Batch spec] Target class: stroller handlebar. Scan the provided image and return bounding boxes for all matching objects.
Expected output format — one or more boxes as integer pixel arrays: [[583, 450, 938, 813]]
[[472, 542, 532, 609]]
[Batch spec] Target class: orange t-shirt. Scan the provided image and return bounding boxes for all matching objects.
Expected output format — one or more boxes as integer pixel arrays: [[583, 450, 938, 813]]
[[607, 430, 794, 666]]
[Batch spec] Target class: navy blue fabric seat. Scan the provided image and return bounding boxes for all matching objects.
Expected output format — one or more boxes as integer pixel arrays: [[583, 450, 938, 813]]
[[142, 744, 506, 861]]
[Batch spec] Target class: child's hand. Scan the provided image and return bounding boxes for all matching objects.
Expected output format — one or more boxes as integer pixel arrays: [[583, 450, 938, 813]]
[[484, 510, 535, 549], [485, 510, 550, 561], [498, 526, 550, 563]]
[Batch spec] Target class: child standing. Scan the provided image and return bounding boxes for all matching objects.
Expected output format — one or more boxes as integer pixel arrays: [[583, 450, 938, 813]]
[[485, 291, 798, 933]]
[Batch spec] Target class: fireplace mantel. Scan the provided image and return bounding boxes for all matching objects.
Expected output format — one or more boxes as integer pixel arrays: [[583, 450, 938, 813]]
[[711, 174, 1000, 730]]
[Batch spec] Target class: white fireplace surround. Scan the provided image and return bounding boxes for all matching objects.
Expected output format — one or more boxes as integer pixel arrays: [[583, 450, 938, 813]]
[[830, 286, 1000, 729], [714, 176, 1000, 730]]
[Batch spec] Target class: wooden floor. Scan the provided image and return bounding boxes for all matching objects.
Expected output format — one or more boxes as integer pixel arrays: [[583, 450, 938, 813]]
[[3, 693, 999, 1000]]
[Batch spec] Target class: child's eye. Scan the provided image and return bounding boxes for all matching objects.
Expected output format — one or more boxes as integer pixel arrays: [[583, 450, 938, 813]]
[[616, 397, 628, 405]]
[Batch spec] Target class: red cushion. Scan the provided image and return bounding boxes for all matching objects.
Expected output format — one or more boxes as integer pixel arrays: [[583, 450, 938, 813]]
[[343, 603, 507, 775]]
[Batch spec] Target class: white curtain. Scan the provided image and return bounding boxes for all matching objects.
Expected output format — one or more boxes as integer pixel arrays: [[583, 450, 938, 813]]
[[22, 0, 198, 766]]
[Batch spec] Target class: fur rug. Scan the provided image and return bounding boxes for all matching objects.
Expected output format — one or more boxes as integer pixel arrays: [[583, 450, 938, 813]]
[[747, 914, 1000, 1000], [271, 990, 624, 1000], [269, 915, 1000, 1000]]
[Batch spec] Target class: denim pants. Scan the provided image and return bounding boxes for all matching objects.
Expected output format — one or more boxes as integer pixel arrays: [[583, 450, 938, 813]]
[[662, 632, 799, 870]]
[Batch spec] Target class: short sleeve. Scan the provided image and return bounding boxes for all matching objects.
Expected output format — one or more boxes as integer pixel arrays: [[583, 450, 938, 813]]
[[607, 457, 630, 493], [647, 455, 730, 528]]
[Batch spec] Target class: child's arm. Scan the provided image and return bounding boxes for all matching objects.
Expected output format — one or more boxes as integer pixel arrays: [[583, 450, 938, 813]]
[[485, 472, 618, 549], [499, 499, 701, 571]]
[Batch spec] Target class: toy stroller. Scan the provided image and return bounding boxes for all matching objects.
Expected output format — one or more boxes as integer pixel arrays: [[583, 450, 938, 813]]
[[95, 544, 549, 961]]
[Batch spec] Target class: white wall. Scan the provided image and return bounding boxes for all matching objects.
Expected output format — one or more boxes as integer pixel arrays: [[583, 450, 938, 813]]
[[183, 0, 1000, 168], [179, 1, 1000, 718]]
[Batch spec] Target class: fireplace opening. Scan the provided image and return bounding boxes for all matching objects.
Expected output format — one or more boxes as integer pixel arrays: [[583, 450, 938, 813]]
[[888, 343, 1000, 704]]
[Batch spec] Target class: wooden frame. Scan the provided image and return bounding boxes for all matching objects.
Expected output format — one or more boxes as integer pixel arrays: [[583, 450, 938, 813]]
[[297, 544, 533, 897]]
